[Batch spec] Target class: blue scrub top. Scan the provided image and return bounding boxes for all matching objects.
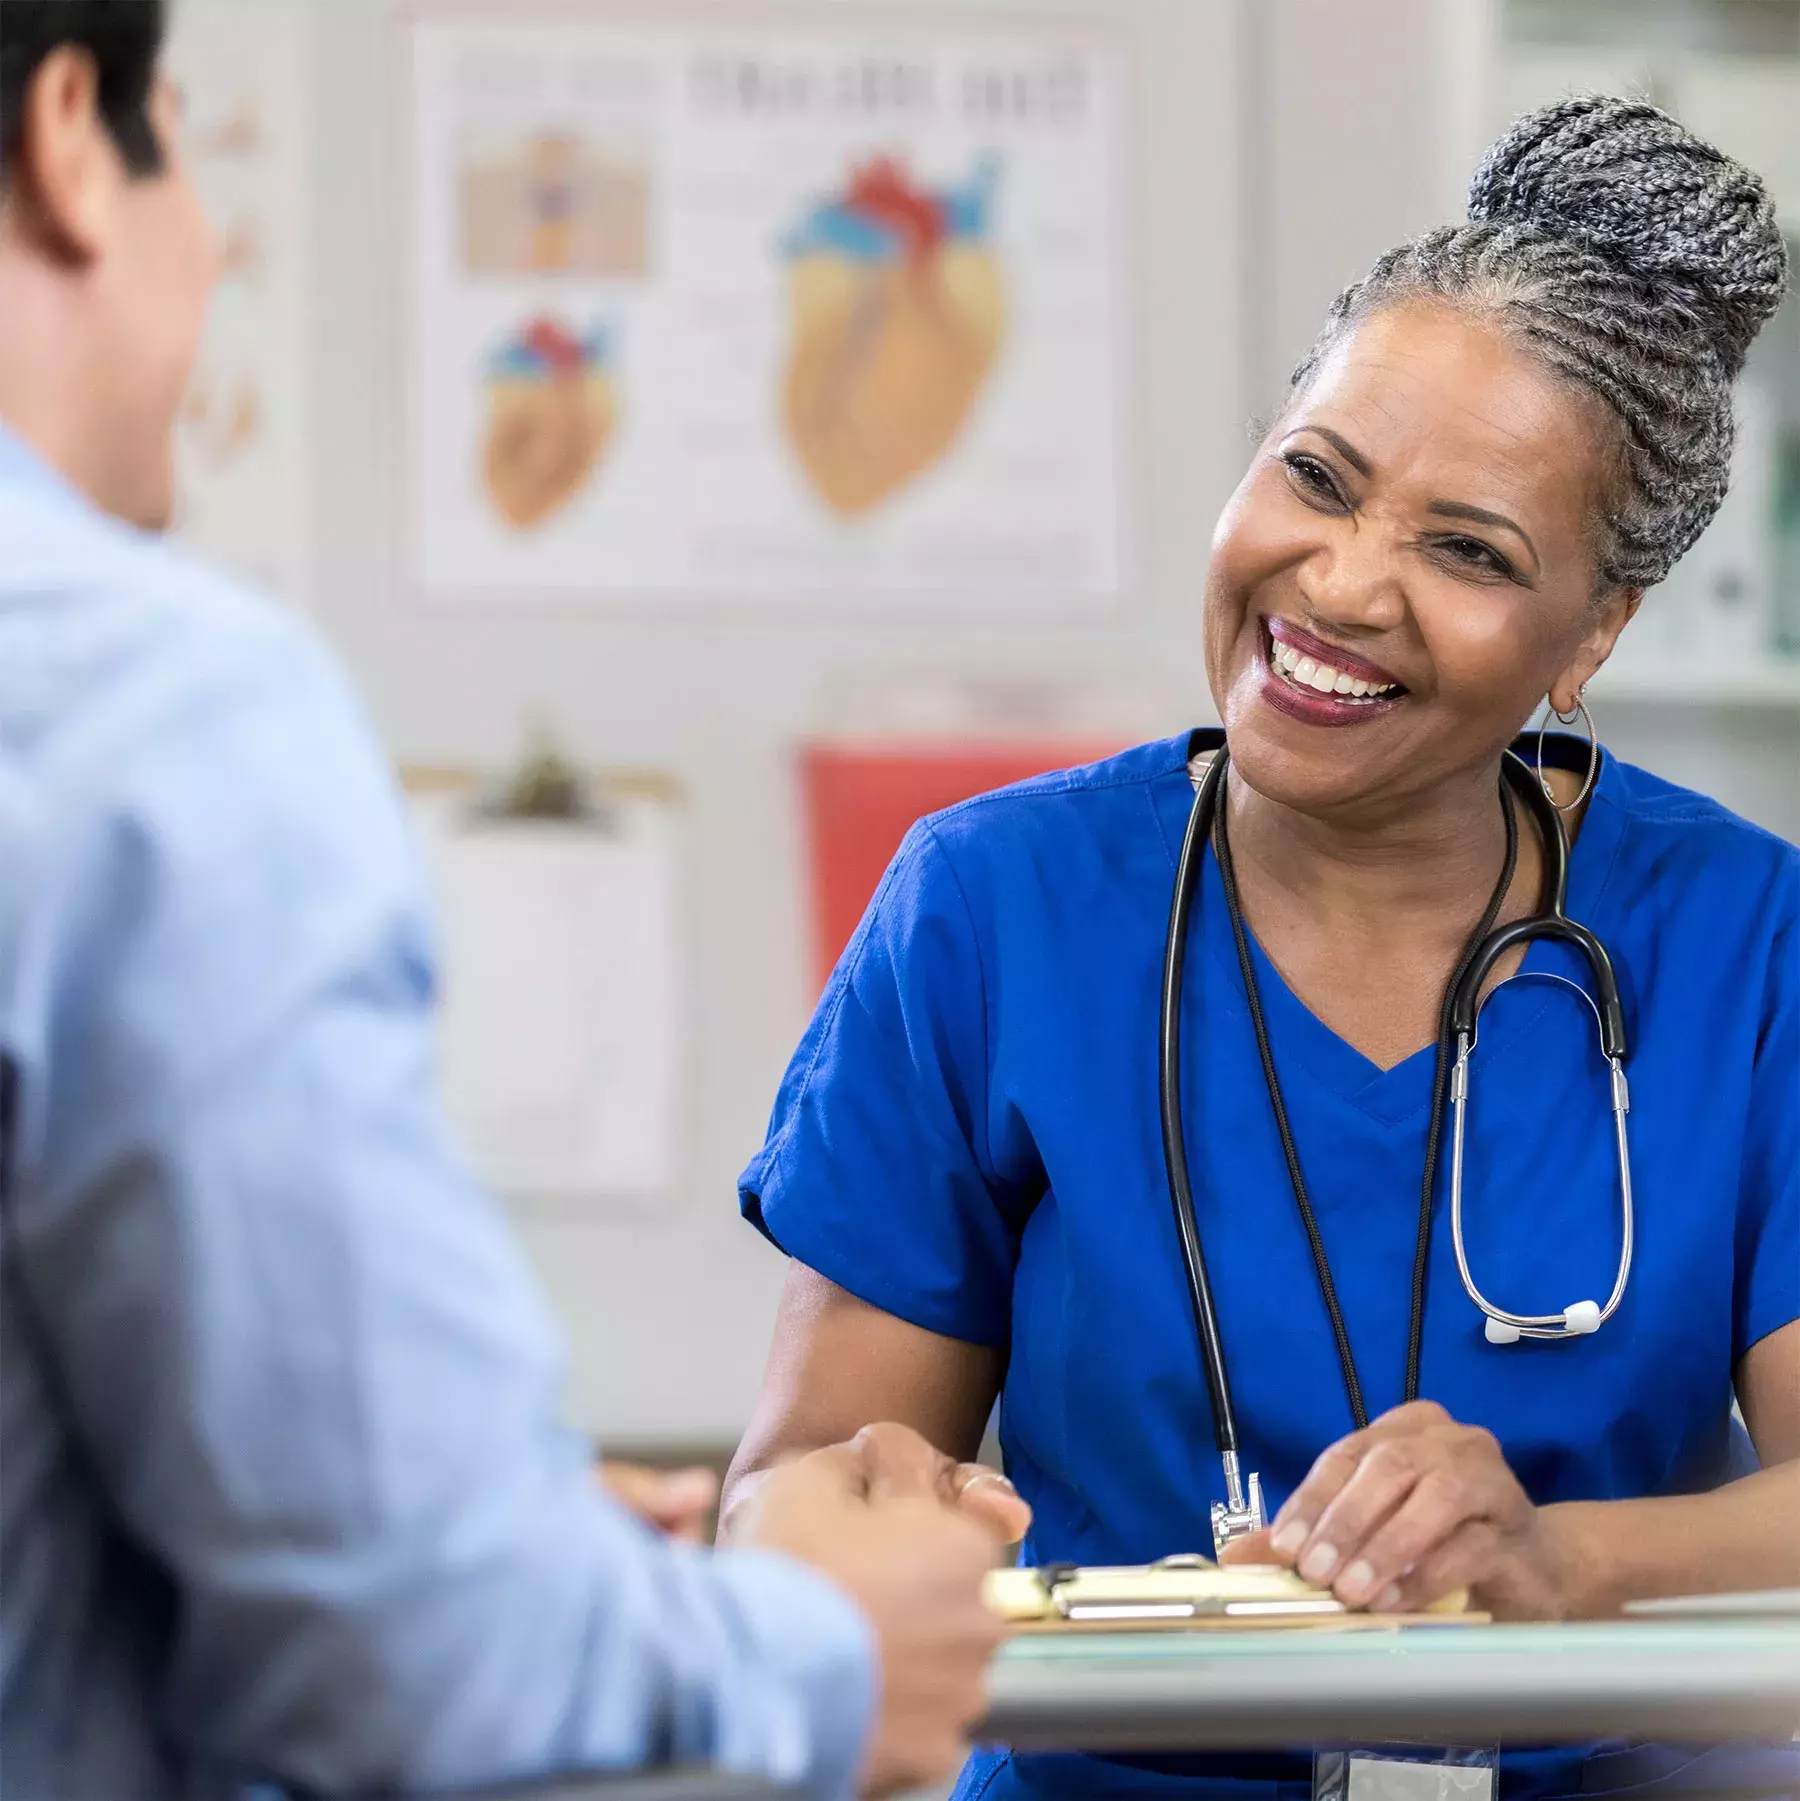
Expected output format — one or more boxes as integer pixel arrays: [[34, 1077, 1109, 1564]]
[[741, 732, 1800, 1801]]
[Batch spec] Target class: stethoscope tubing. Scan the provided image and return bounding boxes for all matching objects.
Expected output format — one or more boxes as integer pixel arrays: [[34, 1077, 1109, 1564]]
[[1159, 737, 1635, 1468], [1158, 747, 1240, 1460]]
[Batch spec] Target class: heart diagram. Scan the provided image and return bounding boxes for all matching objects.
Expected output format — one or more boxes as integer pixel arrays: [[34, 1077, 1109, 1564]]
[[781, 155, 1004, 518], [481, 316, 615, 531]]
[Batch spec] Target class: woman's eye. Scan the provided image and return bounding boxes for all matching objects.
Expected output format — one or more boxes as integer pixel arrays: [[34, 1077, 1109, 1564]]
[[1281, 452, 1345, 508], [1435, 534, 1514, 580]]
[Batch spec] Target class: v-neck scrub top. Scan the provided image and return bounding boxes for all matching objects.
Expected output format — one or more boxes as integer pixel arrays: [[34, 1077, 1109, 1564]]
[[740, 733, 1800, 1801]]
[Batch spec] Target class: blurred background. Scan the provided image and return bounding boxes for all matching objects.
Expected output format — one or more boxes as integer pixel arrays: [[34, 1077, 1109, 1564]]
[[167, 0, 1800, 1469]]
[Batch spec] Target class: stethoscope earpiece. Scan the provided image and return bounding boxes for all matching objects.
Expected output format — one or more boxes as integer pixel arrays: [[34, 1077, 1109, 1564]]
[[1484, 1298, 1603, 1346], [1563, 1300, 1603, 1335]]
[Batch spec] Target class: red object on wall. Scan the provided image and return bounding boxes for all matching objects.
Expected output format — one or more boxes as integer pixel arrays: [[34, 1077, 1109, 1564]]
[[799, 740, 1125, 995]]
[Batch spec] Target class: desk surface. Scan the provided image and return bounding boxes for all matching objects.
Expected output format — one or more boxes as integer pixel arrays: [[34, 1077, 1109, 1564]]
[[979, 1620, 1800, 1752]]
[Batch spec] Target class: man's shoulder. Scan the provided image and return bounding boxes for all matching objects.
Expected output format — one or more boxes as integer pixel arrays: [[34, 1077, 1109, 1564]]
[[0, 489, 404, 987], [0, 487, 349, 803], [0, 493, 421, 1129]]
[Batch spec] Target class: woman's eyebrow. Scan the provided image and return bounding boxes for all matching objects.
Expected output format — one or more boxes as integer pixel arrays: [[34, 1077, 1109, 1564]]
[[1426, 500, 1541, 573], [1294, 425, 1373, 477]]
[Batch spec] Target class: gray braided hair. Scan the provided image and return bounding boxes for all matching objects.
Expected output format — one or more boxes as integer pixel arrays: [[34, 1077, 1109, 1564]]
[[1290, 96, 1790, 591]]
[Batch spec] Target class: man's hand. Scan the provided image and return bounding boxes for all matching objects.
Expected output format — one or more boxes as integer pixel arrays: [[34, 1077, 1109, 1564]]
[[725, 1421, 1022, 1797], [1220, 1400, 1573, 1619], [598, 1462, 720, 1544], [949, 1465, 1033, 1545], [720, 1434, 1030, 1549]]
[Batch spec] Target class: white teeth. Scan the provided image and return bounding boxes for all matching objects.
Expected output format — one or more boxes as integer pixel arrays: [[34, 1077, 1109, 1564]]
[[1266, 630, 1399, 703]]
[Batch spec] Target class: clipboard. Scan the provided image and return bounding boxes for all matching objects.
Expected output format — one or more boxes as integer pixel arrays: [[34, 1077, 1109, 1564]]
[[401, 738, 683, 1210], [985, 1557, 1482, 1634]]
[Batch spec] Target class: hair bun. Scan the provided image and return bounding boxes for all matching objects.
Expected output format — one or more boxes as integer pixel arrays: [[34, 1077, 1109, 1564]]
[[1467, 95, 1788, 374]]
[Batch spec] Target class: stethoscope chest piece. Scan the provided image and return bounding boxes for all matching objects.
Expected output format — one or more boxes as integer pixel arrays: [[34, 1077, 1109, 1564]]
[[1210, 1455, 1266, 1558]]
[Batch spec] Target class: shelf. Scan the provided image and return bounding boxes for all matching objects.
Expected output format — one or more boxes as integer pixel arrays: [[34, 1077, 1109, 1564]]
[[1588, 658, 1800, 707]]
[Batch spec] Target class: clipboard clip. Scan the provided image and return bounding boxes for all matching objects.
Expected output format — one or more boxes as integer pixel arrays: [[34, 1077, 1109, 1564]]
[[1034, 1557, 1346, 1624], [467, 725, 615, 832]]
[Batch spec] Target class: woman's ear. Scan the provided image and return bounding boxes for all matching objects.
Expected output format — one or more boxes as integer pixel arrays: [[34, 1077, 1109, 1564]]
[[1550, 587, 1642, 713]]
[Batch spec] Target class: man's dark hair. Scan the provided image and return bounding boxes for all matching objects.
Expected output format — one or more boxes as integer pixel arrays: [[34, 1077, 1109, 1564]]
[[0, 0, 167, 180]]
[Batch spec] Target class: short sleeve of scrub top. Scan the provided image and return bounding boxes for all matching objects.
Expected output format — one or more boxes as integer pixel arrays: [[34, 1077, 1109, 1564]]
[[740, 818, 1028, 1348]]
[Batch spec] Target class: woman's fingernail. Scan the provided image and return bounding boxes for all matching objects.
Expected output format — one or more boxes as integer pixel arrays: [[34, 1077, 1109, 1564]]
[[1299, 1542, 1339, 1583], [1338, 1560, 1377, 1602], [1270, 1519, 1308, 1556], [1376, 1585, 1405, 1612]]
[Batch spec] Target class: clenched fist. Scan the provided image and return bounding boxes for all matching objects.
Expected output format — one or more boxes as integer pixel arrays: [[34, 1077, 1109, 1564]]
[[725, 1422, 1026, 1796]]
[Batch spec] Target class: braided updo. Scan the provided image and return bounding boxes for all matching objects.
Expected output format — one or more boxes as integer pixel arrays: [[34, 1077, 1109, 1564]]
[[1290, 96, 1790, 591]]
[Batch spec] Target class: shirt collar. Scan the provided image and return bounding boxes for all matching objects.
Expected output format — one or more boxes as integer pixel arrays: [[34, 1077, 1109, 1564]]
[[0, 421, 74, 499]]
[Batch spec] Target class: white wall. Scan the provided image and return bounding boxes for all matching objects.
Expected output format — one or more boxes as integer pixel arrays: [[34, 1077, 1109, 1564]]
[[1249, 0, 1452, 402], [301, 0, 1797, 1445]]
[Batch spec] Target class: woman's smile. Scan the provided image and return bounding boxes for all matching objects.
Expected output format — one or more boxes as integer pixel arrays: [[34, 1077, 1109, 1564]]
[[1259, 616, 1407, 729]]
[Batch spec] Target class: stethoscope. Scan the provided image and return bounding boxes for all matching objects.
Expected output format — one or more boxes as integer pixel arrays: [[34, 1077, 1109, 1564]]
[[1159, 729, 1636, 1556]]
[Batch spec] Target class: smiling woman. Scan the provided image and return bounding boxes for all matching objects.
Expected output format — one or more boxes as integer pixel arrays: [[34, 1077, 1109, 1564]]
[[724, 96, 1799, 1801]]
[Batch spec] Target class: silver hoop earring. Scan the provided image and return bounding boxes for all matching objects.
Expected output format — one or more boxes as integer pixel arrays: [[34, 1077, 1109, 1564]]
[[1537, 687, 1598, 815]]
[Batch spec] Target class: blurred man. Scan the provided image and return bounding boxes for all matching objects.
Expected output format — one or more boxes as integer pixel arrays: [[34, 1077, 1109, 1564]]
[[0, 5, 1027, 1797]]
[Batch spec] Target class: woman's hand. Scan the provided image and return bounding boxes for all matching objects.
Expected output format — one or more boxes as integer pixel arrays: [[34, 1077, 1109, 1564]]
[[1220, 1400, 1575, 1619]]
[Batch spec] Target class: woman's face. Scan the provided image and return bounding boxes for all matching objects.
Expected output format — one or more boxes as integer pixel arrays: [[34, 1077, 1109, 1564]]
[[1205, 300, 1637, 822]]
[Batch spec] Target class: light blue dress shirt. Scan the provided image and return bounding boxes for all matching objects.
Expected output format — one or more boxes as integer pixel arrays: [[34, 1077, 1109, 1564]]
[[0, 428, 872, 1801]]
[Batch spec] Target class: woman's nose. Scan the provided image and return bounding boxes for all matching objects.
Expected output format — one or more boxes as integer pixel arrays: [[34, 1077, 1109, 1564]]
[[1296, 526, 1407, 634]]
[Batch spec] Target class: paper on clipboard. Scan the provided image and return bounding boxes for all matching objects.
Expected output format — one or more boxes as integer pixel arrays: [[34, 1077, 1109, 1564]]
[[985, 1561, 1478, 1633], [412, 786, 680, 1208]]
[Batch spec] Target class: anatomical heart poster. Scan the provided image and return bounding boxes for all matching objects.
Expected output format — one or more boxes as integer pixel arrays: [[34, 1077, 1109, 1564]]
[[401, 10, 1130, 610]]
